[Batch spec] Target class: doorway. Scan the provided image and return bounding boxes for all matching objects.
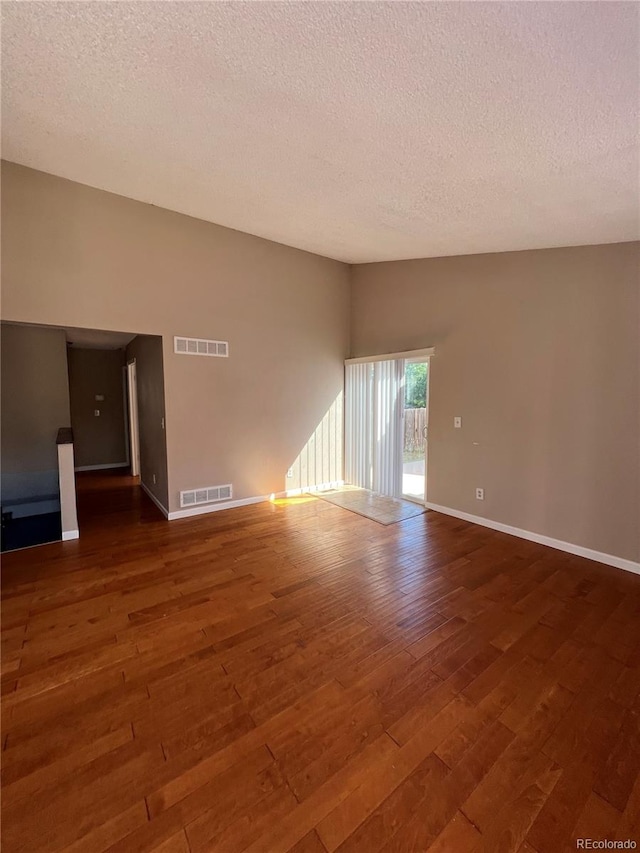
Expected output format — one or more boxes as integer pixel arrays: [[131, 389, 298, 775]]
[[402, 358, 429, 503]]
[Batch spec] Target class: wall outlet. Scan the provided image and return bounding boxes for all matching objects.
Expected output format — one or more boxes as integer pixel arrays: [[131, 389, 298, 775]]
[[454, 416, 462, 428], [475, 487, 484, 500], [286, 468, 294, 478]]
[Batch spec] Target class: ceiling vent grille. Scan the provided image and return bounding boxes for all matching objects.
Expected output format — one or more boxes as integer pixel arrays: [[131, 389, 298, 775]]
[[180, 484, 233, 508], [174, 336, 229, 358]]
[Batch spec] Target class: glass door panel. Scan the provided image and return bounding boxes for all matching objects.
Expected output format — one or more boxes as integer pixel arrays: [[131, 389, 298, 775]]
[[402, 360, 428, 503]]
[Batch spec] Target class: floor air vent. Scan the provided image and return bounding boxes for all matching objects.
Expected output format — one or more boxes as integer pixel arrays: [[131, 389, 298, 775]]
[[174, 336, 229, 357], [180, 484, 233, 508]]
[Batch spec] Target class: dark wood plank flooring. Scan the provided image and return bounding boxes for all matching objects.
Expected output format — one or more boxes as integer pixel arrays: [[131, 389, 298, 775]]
[[2, 471, 639, 852]]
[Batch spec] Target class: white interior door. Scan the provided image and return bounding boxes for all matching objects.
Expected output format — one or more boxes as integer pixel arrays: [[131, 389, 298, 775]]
[[127, 360, 140, 477]]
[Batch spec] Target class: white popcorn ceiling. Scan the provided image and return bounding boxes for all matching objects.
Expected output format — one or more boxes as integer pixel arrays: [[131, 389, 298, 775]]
[[2, 1, 638, 263]]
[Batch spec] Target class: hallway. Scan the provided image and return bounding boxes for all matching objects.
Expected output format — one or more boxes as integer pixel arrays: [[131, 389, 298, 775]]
[[75, 469, 163, 533]]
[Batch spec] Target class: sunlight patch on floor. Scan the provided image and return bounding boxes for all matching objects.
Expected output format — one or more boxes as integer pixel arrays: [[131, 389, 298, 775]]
[[269, 495, 318, 507]]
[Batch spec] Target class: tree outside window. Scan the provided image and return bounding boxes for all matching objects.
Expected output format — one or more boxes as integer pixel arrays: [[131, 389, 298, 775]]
[[405, 362, 427, 409]]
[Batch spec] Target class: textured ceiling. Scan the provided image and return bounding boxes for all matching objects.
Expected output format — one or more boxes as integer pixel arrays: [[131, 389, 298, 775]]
[[2, 2, 639, 263]]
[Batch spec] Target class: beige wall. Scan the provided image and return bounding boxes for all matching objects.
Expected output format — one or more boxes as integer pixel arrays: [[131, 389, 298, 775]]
[[351, 243, 640, 562], [1, 162, 350, 513], [125, 335, 169, 510], [1, 322, 71, 511], [68, 347, 127, 469]]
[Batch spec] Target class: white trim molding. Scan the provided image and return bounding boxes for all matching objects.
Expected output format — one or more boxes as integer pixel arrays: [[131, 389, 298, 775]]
[[62, 529, 79, 541], [75, 462, 129, 472], [425, 502, 640, 576], [345, 346, 435, 365], [140, 482, 169, 518]]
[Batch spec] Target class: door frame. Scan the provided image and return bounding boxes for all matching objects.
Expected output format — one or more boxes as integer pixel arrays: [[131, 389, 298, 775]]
[[126, 360, 140, 477]]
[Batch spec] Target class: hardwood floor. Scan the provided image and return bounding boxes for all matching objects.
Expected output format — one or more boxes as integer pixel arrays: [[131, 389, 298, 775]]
[[2, 471, 639, 853]]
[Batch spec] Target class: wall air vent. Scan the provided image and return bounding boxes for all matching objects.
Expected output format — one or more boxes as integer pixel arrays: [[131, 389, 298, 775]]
[[180, 484, 233, 508], [174, 336, 229, 358]]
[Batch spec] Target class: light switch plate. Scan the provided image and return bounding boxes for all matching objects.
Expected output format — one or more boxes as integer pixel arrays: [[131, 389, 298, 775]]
[[454, 416, 462, 428]]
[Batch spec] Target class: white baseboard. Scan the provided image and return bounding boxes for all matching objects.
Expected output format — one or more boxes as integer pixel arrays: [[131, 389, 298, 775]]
[[166, 480, 345, 521], [425, 502, 640, 576], [75, 462, 129, 472], [62, 529, 79, 541], [140, 482, 169, 518]]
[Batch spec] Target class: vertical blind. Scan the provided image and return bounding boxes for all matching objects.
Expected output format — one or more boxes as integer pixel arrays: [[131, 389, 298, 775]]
[[345, 358, 404, 498]]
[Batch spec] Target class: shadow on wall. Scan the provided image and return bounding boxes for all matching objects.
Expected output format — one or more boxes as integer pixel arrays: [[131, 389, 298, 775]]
[[283, 392, 344, 494]]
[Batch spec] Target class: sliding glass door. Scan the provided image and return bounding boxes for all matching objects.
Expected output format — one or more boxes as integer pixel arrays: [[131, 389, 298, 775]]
[[345, 352, 431, 503]]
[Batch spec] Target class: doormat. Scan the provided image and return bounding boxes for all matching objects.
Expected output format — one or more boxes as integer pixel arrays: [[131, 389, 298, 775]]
[[309, 485, 426, 525]]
